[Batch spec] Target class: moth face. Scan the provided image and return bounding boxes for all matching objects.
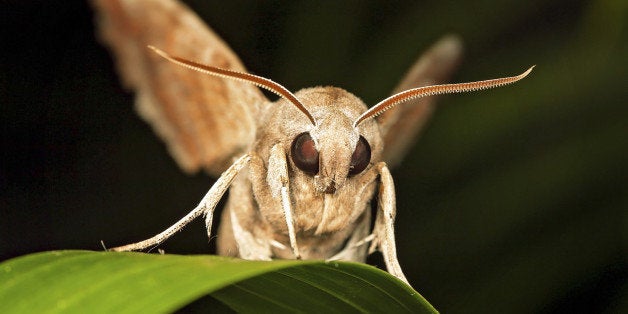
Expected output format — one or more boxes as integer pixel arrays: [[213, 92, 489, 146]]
[[291, 131, 371, 192], [286, 87, 381, 194]]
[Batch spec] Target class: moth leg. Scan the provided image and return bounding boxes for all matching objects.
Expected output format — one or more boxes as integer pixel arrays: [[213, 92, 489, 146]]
[[110, 154, 251, 252], [267, 144, 301, 259], [370, 162, 410, 285], [203, 155, 252, 244]]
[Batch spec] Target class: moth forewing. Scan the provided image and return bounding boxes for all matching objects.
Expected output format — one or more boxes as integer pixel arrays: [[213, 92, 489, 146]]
[[92, 0, 266, 176]]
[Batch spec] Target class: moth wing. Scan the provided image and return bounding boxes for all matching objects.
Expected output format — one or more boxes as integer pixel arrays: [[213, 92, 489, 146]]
[[92, 0, 267, 175], [377, 35, 463, 168]]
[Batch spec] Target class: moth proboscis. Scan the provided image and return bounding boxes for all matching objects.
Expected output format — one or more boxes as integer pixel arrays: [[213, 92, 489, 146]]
[[93, 0, 533, 286]]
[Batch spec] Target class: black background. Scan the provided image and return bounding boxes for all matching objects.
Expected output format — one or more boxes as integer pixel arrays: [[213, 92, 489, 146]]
[[1, 1, 626, 312]]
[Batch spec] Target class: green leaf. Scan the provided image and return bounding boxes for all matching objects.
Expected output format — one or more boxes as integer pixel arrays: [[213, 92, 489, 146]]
[[0, 251, 436, 313]]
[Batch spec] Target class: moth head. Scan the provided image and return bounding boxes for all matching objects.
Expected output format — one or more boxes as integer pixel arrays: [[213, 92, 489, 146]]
[[148, 46, 534, 194], [287, 88, 377, 194]]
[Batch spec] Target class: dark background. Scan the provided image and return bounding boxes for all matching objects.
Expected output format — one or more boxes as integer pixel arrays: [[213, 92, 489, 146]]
[[1, 0, 626, 313]]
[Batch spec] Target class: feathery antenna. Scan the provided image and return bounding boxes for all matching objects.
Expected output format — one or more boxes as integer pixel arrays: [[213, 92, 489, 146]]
[[354, 66, 535, 127], [148, 46, 316, 125]]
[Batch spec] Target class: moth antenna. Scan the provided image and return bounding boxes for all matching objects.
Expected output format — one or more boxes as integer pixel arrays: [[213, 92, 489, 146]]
[[354, 66, 535, 127], [148, 45, 316, 125]]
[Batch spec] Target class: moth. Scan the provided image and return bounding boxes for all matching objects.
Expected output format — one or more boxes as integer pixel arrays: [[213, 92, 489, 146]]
[[93, 0, 532, 285]]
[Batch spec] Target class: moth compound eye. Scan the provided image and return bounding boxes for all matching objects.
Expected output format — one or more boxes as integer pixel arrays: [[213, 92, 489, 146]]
[[348, 136, 371, 176], [291, 132, 319, 175]]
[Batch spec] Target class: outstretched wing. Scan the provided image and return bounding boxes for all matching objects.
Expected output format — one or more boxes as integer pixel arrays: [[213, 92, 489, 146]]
[[377, 35, 463, 168], [92, 0, 267, 175]]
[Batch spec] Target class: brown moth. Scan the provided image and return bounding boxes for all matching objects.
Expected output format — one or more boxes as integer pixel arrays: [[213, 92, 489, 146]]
[[92, 0, 532, 286]]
